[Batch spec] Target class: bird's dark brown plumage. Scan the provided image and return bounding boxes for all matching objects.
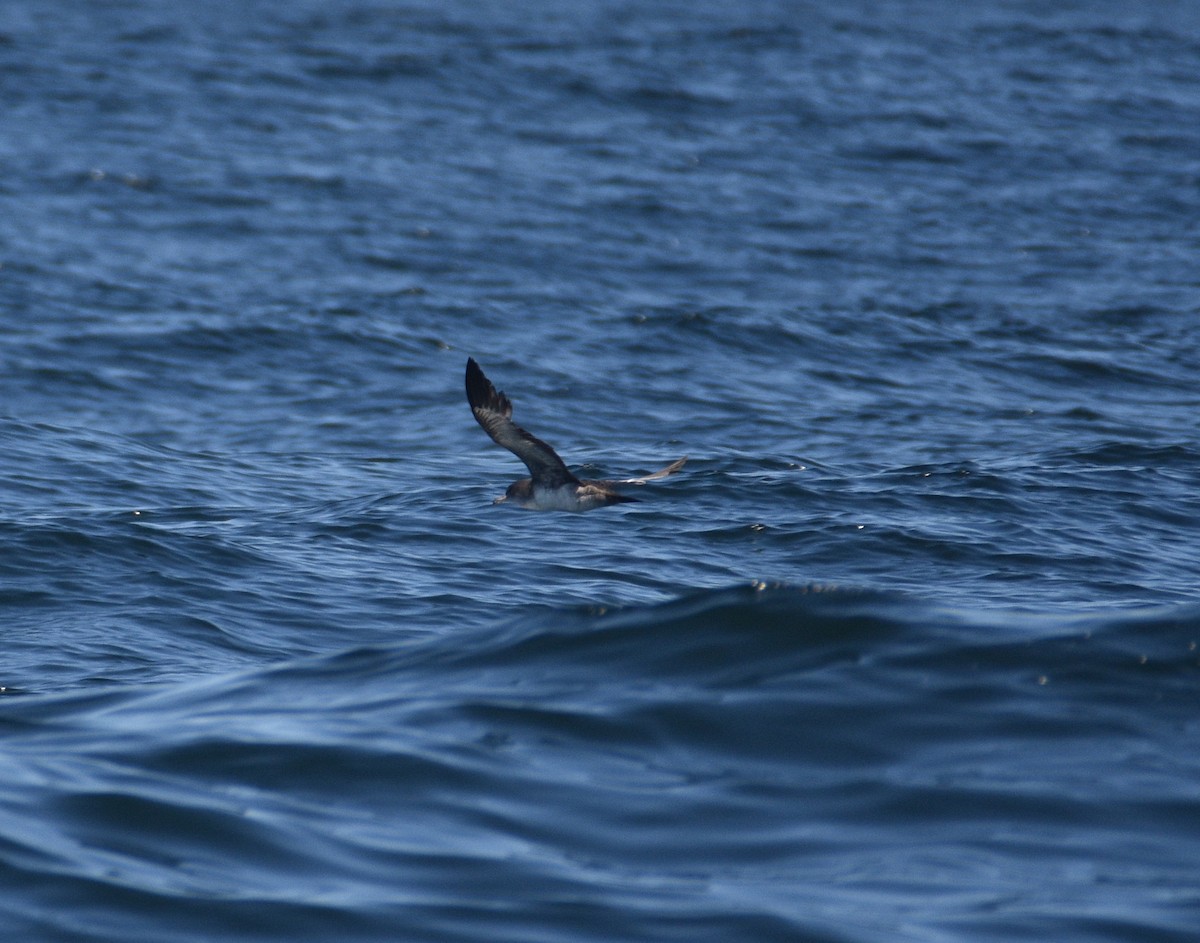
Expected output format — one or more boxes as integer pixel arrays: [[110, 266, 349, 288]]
[[465, 357, 686, 511]]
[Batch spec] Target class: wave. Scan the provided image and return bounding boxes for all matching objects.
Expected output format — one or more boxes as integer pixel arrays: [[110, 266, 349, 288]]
[[2, 585, 1198, 940]]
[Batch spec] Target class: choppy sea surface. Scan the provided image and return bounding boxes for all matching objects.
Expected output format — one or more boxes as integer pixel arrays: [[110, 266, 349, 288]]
[[3, 1, 1200, 940]]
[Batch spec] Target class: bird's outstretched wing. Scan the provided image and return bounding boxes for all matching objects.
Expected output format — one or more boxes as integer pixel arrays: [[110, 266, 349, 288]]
[[466, 358, 579, 488], [600, 456, 688, 486]]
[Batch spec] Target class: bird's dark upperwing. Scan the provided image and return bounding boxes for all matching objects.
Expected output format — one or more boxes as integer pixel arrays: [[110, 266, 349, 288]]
[[466, 358, 579, 488]]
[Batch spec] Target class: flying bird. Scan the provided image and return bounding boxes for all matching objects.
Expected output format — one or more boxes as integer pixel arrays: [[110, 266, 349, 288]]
[[465, 358, 685, 511]]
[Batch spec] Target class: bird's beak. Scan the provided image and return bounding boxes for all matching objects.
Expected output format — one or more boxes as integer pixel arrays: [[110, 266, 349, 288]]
[[492, 495, 507, 505]]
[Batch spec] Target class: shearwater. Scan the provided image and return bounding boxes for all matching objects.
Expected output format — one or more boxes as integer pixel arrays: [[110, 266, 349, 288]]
[[465, 358, 686, 511]]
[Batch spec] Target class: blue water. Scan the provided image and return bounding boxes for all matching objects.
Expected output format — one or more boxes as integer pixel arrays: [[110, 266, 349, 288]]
[[3, 1, 1200, 939]]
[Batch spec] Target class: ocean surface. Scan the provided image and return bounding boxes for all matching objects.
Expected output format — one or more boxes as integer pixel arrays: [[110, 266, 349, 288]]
[[3, 1, 1200, 939]]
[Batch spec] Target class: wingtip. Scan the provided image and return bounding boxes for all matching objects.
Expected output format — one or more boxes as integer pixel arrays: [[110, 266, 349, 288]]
[[465, 357, 488, 409], [465, 356, 512, 419], [652, 456, 688, 478]]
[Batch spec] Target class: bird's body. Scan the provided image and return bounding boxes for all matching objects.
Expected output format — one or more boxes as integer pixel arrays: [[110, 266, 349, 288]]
[[501, 477, 636, 511], [465, 358, 685, 511]]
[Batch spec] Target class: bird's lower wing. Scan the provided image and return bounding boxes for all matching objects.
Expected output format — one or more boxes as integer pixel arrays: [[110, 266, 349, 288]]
[[604, 456, 688, 485]]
